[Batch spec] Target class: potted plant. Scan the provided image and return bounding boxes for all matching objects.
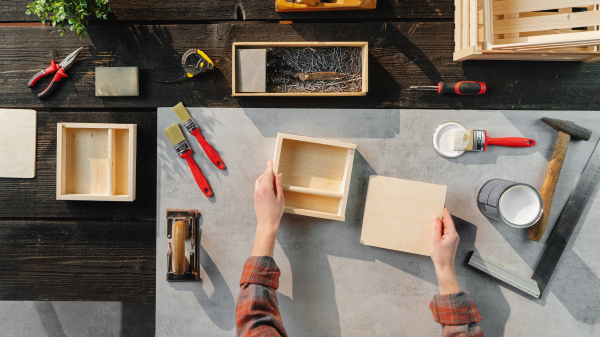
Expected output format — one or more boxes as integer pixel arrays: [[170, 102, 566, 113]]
[[26, 0, 111, 38]]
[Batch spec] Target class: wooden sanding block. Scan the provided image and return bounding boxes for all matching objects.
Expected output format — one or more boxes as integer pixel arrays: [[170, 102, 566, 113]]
[[360, 175, 447, 256], [95, 67, 139, 96]]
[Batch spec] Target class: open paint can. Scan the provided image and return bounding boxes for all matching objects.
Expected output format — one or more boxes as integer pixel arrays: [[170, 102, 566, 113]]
[[433, 122, 466, 158], [477, 178, 543, 228]]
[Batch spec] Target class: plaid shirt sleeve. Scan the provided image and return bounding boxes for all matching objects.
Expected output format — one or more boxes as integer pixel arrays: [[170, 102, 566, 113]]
[[430, 291, 483, 337], [236, 256, 288, 337]]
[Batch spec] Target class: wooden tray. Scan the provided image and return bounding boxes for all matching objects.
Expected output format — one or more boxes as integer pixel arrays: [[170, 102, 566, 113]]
[[56, 123, 137, 201], [454, 0, 600, 61], [232, 41, 368, 96], [273, 133, 356, 221]]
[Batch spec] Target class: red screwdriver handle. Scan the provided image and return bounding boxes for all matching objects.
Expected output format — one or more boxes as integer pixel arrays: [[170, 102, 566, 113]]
[[27, 60, 60, 87], [439, 81, 486, 95], [190, 128, 225, 170], [486, 137, 536, 147], [180, 151, 213, 197]]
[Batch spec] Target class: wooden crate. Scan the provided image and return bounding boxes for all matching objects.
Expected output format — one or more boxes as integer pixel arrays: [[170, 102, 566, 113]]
[[57, 123, 137, 201], [454, 0, 600, 61], [272, 133, 356, 221], [232, 41, 368, 96]]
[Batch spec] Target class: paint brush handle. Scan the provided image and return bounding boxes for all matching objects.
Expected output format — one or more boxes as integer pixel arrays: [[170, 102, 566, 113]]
[[190, 128, 225, 170], [487, 137, 536, 147], [180, 151, 213, 197]]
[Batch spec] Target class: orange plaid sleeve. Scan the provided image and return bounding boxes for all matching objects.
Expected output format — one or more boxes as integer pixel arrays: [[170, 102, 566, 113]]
[[430, 291, 483, 337], [236, 256, 287, 337]]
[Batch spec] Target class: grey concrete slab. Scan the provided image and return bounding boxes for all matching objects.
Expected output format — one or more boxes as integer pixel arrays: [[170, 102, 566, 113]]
[[156, 108, 600, 337], [0, 301, 154, 337]]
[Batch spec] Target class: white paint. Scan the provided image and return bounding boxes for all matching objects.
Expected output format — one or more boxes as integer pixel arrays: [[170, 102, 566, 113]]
[[432, 122, 465, 158], [499, 185, 542, 226]]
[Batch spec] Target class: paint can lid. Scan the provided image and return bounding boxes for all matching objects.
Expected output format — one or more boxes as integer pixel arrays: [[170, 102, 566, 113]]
[[433, 122, 466, 158]]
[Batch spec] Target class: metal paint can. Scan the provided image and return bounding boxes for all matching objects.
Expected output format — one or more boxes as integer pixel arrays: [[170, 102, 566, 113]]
[[477, 178, 543, 228], [432, 122, 466, 158]]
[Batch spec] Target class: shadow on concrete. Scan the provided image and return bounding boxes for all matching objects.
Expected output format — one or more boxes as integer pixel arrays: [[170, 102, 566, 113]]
[[120, 302, 155, 337], [169, 246, 236, 331], [33, 302, 67, 337]]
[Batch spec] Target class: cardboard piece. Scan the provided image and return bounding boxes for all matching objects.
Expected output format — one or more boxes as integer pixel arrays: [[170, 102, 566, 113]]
[[95, 67, 139, 96], [360, 175, 447, 256], [0, 109, 36, 178]]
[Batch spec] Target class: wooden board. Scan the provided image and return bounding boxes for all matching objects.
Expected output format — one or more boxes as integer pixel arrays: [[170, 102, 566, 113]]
[[0, 109, 36, 178], [360, 175, 447, 256]]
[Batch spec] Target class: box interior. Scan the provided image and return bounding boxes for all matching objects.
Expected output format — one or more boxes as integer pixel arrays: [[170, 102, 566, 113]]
[[278, 138, 350, 215], [62, 127, 130, 197]]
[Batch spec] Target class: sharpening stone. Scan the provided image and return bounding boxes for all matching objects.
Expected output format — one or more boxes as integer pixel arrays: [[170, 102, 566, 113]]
[[95, 67, 139, 96], [235, 49, 266, 93]]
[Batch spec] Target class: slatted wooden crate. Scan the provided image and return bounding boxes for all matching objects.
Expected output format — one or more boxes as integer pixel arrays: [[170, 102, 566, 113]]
[[454, 0, 600, 61]]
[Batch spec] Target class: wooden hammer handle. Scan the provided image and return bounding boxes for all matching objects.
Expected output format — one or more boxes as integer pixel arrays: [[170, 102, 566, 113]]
[[173, 220, 187, 274], [529, 131, 571, 241]]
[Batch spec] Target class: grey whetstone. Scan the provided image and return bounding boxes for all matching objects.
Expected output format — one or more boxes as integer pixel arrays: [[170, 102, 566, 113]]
[[95, 67, 139, 96], [156, 108, 600, 337], [235, 49, 266, 92]]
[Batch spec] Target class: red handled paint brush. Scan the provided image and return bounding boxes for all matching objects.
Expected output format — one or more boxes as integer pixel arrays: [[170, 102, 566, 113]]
[[164, 123, 213, 197], [453, 129, 535, 151], [172, 102, 225, 170]]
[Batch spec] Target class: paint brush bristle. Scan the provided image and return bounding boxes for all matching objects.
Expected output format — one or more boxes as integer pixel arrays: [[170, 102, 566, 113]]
[[172, 102, 192, 124], [163, 123, 186, 146], [452, 130, 474, 151]]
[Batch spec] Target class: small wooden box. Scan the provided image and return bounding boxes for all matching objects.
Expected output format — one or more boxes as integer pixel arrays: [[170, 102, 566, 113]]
[[232, 42, 369, 96], [56, 123, 137, 201], [273, 133, 356, 221]]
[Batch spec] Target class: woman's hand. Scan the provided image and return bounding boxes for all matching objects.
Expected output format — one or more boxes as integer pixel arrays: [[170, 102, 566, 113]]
[[251, 161, 284, 257], [430, 207, 462, 295]]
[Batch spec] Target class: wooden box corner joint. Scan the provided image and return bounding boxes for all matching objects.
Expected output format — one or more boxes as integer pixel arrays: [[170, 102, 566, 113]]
[[272, 133, 356, 221], [56, 123, 137, 201]]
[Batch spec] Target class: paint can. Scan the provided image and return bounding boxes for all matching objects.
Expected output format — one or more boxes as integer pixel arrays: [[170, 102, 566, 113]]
[[477, 178, 543, 228], [433, 122, 466, 158]]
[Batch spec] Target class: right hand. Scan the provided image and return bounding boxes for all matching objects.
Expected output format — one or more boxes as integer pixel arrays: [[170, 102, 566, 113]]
[[251, 161, 284, 257], [430, 207, 461, 295]]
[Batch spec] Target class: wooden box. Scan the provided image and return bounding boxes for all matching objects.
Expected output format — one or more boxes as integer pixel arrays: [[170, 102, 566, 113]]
[[273, 133, 356, 221], [232, 42, 369, 96], [56, 123, 137, 201], [454, 0, 600, 62]]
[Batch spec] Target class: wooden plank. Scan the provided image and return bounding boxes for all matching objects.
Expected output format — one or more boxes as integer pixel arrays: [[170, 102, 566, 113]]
[[493, 0, 598, 16], [0, 219, 155, 301], [493, 30, 600, 49], [2, 23, 600, 110], [0, 0, 454, 22], [0, 109, 36, 178], [360, 176, 447, 256], [494, 10, 600, 35], [0, 111, 156, 219]]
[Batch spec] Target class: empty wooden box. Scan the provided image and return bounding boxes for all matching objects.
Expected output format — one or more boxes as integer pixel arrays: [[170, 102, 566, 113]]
[[454, 1, 600, 61], [56, 123, 137, 201], [273, 133, 356, 221], [232, 42, 369, 96]]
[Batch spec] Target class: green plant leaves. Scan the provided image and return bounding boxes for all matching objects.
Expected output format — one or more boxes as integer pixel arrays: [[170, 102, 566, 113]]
[[25, 0, 111, 39]]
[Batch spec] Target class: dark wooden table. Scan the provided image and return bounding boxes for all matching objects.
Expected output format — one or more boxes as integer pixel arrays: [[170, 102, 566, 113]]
[[1, 0, 599, 301]]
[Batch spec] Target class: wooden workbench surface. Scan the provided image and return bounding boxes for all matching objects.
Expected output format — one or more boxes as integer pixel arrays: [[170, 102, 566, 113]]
[[0, 0, 598, 301]]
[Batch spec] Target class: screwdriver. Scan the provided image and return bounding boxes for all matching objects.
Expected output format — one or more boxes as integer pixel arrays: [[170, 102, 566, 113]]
[[410, 81, 486, 95]]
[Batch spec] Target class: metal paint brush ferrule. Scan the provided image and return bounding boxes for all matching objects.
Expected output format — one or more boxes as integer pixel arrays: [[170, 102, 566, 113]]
[[472, 130, 486, 151], [173, 140, 192, 156], [184, 119, 198, 133]]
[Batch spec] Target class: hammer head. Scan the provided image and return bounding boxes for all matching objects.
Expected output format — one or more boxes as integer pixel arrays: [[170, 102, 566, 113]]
[[542, 117, 592, 141]]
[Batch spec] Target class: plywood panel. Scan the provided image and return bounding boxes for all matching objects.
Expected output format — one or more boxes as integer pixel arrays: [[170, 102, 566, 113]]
[[64, 128, 110, 195], [0, 109, 36, 178], [360, 175, 447, 256]]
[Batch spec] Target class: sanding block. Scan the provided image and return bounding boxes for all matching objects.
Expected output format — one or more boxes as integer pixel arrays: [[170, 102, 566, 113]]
[[166, 209, 201, 281], [95, 67, 139, 96]]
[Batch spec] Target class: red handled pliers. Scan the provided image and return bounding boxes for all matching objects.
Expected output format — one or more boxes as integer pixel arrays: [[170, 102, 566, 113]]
[[27, 47, 84, 99]]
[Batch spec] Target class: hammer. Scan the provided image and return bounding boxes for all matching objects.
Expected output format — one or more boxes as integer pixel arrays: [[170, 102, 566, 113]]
[[528, 117, 592, 241]]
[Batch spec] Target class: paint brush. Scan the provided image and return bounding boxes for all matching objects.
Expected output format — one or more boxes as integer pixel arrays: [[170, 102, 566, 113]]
[[172, 102, 225, 170], [453, 129, 535, 151], [163, 123, 213, 197]]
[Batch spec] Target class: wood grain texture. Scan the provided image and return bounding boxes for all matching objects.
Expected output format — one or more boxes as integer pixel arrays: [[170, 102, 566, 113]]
[[0, 109, 36, 178], [0, 0, 453, 22], [360, 175, 447, 256], [2, 22, 599, 110], [0, 219, 155, 301], [0, 111, 156, 219]]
